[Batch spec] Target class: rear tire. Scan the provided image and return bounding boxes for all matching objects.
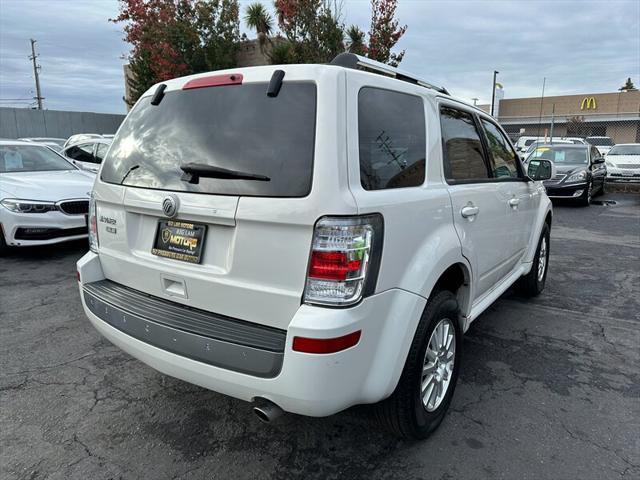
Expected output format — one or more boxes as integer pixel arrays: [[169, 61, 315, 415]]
[[517, 223, 550, 297], [374, 290, 462, 439]]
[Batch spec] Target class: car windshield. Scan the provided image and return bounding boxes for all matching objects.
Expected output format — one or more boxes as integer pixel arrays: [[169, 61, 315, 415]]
[[526, 141, 568, 153], [587, 137, 614, 146], [607, 145, 640, 155], [0, 145, 75, 173], [101, 82, 317, 197], [524, 139, 536, 146], [529, 146, 588, 165]]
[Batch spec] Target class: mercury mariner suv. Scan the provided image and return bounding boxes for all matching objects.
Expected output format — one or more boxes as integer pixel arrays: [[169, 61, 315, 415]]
[[77, 54, 554, 439]]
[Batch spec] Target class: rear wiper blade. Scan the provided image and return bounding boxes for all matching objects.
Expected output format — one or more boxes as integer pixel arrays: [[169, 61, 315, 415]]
[[179, 162, 270, 184]]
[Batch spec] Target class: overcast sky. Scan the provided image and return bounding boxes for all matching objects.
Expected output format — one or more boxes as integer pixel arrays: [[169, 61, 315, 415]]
[[1, 0, 638, 114]]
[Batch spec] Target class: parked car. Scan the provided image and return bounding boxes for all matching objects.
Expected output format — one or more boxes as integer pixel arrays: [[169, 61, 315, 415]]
[[585, 136, 615, 155], [514, 135, 539, 154], [77, 54, 553, 439], [62, 138, 112, 173], [605, 143, 640, 183], [527, 144, 606, 205], [0, 140, 94, 254]]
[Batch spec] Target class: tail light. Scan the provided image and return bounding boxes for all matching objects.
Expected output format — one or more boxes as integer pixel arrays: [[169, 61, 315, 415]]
[[303, 214, 383, 307], [88, 194, 99, 252]]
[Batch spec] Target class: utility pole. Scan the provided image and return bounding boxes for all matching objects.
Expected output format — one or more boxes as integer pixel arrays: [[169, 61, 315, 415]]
[[29, 39, 44, 110], [536, 77, 546, 139], [490, 70, 499, 116]]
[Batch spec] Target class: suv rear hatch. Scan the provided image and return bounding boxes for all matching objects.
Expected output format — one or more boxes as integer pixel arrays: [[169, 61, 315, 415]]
[[93, 67, 354, 330]]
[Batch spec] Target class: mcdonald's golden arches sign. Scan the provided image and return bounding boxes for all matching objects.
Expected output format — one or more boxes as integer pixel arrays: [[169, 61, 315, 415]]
[[580, 97, 597, 110]]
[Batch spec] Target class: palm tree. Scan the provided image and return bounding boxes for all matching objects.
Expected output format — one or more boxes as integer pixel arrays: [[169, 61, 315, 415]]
[[345, 25, 367, 56], [244, 2, 273, 52]]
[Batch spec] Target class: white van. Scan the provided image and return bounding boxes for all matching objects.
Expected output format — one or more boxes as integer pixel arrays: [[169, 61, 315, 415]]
[[77, 54, 553, 438]]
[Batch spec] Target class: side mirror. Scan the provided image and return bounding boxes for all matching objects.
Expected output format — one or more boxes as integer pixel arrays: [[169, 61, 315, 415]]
[[593, 157, 605, 164], [527, 159, 554, 181]]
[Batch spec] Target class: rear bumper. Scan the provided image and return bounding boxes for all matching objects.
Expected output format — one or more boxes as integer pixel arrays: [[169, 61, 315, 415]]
[[77, 252, 426, 416]]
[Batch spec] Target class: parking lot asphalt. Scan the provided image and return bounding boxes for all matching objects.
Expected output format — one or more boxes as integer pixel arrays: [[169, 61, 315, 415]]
[[1, 192, 639, 480]]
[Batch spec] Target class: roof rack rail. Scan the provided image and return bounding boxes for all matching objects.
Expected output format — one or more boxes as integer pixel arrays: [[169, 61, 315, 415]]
[[330, 53, 449, 95]]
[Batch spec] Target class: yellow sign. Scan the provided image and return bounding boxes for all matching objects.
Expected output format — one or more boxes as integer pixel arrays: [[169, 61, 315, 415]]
[[580, 97, 597, 110]]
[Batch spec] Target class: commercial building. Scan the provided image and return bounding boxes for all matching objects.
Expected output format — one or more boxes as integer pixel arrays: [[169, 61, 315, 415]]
[[481, 90, 640, 143]]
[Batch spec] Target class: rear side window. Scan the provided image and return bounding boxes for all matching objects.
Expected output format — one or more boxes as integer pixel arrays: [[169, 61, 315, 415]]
[[440, 106, 489, 181], [358, 88, 426, 190], [480, 119, 519, 178], [101, 82, 316, 197], [65, 143, 95, 163]]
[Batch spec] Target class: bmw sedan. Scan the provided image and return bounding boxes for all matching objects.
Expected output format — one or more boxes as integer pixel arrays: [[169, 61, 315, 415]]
[[526, 144, 606, 206], [0, 141, 95, 254]]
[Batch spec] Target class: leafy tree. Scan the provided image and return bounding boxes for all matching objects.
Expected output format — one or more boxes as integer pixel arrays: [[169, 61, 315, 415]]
[[345, 25, 367, 56], [245, 2, 274, 51], [368, 0, 406, 66], [566, 116, 590, 137], [619, 77, 637, 92], [274, 0, 345, 63], [113, 0, 240, 106]]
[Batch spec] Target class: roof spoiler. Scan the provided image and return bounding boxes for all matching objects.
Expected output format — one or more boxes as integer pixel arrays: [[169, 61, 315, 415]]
[[330, 53, 449, 95]]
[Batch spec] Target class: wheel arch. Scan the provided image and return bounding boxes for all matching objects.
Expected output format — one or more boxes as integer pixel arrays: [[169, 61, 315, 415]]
[[427, 261, 472, 331]]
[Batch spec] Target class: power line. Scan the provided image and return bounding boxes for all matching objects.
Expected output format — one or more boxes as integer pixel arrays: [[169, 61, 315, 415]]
[[29, 39, 44, 110]]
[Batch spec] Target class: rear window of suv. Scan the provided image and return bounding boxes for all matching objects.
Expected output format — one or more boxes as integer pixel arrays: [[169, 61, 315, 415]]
[[101, 82, 317, 197]]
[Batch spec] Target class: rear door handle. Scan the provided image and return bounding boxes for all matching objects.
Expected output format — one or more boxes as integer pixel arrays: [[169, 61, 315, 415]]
[[461, 205, 479, 218], [509, 198, 520, 208]]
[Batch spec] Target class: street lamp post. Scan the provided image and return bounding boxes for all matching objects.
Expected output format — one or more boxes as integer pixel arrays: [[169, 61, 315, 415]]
[[490, 70, 499, 117]]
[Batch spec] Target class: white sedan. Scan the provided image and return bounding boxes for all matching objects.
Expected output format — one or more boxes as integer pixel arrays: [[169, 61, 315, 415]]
[[605, 143, 640, 183], [0, 140, 95, 254]]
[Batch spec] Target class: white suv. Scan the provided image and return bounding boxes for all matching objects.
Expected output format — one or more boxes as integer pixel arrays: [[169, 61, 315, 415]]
[[77, 54, 553, 438]]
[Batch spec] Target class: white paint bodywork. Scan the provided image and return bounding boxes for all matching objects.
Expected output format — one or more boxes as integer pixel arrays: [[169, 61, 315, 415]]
[[605, 146, 640, 181], [77, 64, 552, 416], [0, 142, 94, 246]]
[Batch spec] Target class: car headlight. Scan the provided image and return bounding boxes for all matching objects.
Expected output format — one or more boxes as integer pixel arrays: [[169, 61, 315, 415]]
[[0, 198, 57, 213], [565, 170, 587, 183]]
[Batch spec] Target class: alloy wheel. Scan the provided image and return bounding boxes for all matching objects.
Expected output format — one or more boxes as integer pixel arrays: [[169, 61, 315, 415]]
[[421, 318, 456, 412], [537, 236, 547, 282]]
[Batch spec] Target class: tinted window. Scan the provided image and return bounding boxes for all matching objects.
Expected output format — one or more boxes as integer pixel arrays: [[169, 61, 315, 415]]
[[101, 83, 316, 197], [95, 143, 110, 162], [65, 143, 95, 163], [358, 88, 425, 190], [0, 145, 74, 173], [480, 119, 519, 178], [586, 137, 614, 146], [440, 106, 489, 181]]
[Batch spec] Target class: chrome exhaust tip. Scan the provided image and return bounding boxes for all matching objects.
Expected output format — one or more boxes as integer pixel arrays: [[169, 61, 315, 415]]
[[252, 398, 283, 423]]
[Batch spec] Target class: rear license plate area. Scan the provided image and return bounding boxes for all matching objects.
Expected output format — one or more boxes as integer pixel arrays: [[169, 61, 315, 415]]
[[151, 220, 207, 264]]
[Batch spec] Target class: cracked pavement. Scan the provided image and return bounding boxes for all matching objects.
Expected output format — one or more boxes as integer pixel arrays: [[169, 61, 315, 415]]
[[1, 193, 639, 480]]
